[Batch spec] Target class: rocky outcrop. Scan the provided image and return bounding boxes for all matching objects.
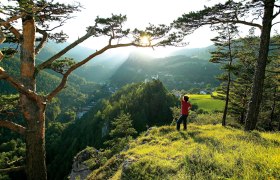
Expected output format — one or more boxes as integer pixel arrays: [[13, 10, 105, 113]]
[[69, 147, 103, 180]]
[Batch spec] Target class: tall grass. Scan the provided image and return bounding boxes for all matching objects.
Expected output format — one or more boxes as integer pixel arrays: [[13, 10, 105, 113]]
[[88, 125, 280, 179]]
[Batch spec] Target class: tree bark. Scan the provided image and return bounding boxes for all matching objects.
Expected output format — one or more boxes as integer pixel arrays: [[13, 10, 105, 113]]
[[20, 9, 47, 180], [245, 0, 275, 131], [222, 29, 233, 127], [278, 115, 280, 131], [25, 104, 46, 180], [222, 67, 231, 126], [269, 86, 277, 130]]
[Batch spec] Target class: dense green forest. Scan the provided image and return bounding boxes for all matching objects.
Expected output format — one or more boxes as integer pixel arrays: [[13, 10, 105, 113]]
[[1, 31, 280, 180], [47, 80, 177, 179]]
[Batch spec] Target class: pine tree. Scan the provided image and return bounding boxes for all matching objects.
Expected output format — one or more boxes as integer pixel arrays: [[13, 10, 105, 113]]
[[229, 32, 259, 124], [173, 0, 280, 130], [0, 1, 182, 179], [209, 23, 238, 126], [104, 112, 137, 155], [260, 35, 280, 130]]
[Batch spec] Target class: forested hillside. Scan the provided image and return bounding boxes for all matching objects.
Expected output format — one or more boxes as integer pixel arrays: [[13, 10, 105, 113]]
[[46, 80, 177, 179], [1, 0, 280, 180], [0, 55, 101, 119], [110, 52, 221, 90]]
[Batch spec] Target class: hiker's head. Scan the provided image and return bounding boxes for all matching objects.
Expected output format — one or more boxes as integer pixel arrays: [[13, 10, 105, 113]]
[[183, 95, 189, 101]]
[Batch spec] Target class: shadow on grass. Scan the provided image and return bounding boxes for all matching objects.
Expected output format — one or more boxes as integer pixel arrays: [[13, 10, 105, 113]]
[[179, 131, 189, 140], [188, 130, 221, 147], [227, 132, 280, 147]]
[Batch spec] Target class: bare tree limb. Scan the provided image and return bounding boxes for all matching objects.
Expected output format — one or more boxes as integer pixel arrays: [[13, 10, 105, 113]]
[[43, 17, 71, 32], [210, 17, 262, 29], [0, 13, 25, 25], [0, 29, 5, 61], [0, 18, 21, 40], [7, 157, 24, 166], [272, 21, 280, 26], [46, 42, 144, 101], [272, 8, 280, 19], [0, 166, 25, 173], [0, 67, 39, 101], [36, 29, 94, 74], [0, 120, 26, 135], [35, 28, 48, 55]]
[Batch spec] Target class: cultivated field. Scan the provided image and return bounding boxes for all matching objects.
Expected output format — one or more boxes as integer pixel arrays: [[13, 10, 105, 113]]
[[188, 94, 224, 112]]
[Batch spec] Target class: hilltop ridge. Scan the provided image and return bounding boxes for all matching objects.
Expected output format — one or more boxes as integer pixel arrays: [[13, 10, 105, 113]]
[[71, 124, 280, 180]]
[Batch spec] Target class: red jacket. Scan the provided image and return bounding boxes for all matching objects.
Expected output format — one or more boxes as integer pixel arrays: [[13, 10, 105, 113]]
[[181, 100, 191, 115]]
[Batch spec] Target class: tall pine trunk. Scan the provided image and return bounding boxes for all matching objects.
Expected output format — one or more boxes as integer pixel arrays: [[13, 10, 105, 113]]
[[240, 111, 245, 124], [245, 0, 275, 131], [24, 102, 47, 180], [269, 86, 277, 130], [20, 11, 47, 180], [222, 70, 231, 126], [222, 32, 233, 126]]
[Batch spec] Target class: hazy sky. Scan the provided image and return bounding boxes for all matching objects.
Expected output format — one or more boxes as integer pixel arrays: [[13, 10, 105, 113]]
[[4, 0, 278, 56], [58, 0, 223, 52]]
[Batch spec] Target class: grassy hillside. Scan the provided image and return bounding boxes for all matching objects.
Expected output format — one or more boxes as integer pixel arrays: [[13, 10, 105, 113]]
[[189, 94, 224, 112], [87, 125, 280, 180]]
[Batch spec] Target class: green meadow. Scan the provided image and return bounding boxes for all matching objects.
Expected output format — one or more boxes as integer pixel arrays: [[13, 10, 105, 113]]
[[188, 94, 224, 112], [88, 125, 280, 180]]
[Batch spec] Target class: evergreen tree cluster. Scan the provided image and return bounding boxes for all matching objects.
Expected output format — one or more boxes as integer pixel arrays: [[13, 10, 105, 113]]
[[212, 33, 280, 130], [46, 80, 177, 179]]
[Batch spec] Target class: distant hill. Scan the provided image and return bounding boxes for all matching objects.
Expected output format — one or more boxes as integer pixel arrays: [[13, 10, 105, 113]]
[[37, 42, 220, 90], [170, 45, 215, 60], [110, 51, 221, 90], [1, 42, 220, 90]]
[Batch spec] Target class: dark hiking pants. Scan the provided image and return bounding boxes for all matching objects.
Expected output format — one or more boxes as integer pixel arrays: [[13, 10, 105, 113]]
[[176, 114, 188, 130]]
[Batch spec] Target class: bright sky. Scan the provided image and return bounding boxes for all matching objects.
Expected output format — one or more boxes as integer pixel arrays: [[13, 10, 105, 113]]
[[3, 0, 279, 57], [56, 0, 224, 56]]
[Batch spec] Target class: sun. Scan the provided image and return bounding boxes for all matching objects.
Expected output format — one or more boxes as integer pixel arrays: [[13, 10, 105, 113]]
[[140, 36, 151, 46]]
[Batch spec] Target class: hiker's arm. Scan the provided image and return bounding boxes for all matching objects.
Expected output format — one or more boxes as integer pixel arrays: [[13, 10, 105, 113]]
[[180, 94, 184, 101]]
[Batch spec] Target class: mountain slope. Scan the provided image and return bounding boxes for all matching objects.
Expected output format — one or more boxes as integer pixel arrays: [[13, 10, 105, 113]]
[[85, 124, 280, 179], [110, 53, 221, 90], [47, 80, 177, 180], [0, 54, 100, 120], [170, 45, 215, 60]]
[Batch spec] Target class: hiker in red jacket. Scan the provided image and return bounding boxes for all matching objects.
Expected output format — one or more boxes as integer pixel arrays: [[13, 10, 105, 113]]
[[176, 95, 192, 131]]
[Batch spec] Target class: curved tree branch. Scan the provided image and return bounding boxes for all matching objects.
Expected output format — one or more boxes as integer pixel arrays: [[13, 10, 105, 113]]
[[272, 21, 280, 26], [210, 17, 262, 29], [35, 27, 48, 55], [36, 28, 95, 74], [0, 18, 21, 40], [0, 13, 25, 25], [0, 166, 25, 173], [0, 120, 26, 135], [0, 67, 39, 101], [0, 29, 5, 61], [46, 42, 144, 101]]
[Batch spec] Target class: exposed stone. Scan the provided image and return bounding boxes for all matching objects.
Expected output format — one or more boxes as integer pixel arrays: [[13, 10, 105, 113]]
[[102, 121, 109, 138], [69, 147, 102, 180], [144, 127, 156, 136], [121, 157, 136, 178]]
